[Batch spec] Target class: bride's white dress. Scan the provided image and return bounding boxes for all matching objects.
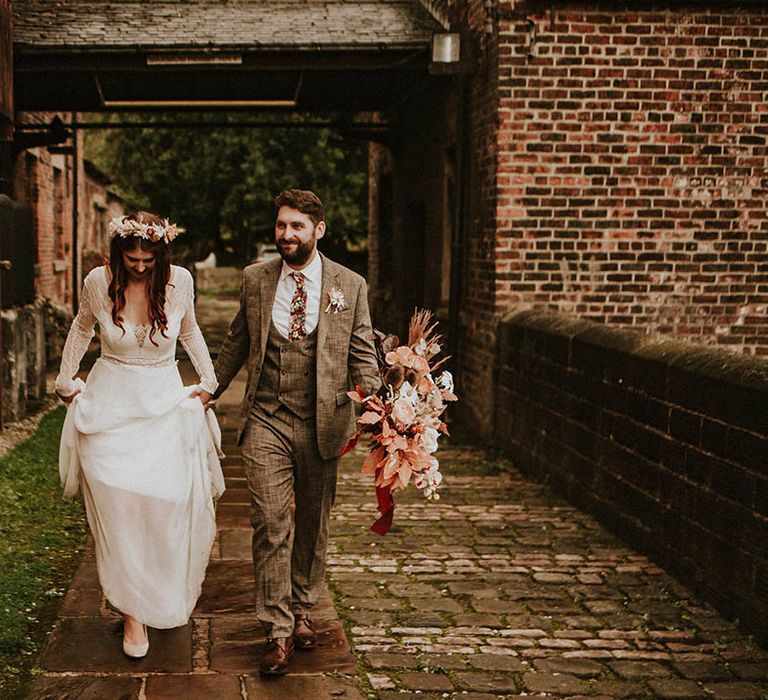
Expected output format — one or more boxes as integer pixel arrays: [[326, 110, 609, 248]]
[[55, 265, 225, 629]]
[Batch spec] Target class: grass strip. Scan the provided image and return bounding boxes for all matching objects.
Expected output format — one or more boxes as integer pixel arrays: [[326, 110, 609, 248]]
[[0, 407, 88, 699]]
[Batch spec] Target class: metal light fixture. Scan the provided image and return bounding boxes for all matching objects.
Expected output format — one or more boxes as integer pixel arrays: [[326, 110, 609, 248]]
[[431, 33, 461, 63], [102, 100, 297, 108]]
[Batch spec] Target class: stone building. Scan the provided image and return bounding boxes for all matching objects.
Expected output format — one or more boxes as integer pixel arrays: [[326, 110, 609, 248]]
[[0, 5, 124, 424], [81, 159, 124, 279]]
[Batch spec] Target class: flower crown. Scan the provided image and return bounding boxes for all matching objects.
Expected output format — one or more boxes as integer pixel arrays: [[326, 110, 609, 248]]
[[108, 216, 183, 244]]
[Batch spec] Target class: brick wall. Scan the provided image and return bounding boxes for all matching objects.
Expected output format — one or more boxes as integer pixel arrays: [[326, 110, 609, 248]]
[[12, 115, 88, 312], [494, 2, 768, 355], [364, 0, 504, 431], [496, 309, 768, 644], [370, 1, 768, 434], [366, 60, 502, 433]]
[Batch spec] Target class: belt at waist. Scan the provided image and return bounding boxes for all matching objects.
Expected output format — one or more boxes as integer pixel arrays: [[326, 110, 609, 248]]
[[99, 354, 177, 368]]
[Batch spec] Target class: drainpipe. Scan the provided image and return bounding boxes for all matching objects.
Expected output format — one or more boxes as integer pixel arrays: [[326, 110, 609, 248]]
[[71, 112, 79, 312]]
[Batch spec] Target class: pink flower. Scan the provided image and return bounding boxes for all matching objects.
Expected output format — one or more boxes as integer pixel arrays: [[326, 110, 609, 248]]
[[385, 346, 430, 374], [386, 434, 409, 453], [382, 452, 401, 480], [358, 410, 383, 426], [361, 447, 386, 474], [392, 397, 416, 427]]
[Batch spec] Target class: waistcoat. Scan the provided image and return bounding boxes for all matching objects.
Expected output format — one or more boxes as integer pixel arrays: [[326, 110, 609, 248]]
[[254, 321, 317, 419]]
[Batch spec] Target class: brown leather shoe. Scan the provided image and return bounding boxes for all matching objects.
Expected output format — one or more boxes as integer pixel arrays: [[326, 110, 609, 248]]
[[259, 636, 294, 675], [293, 615, 317, 650]]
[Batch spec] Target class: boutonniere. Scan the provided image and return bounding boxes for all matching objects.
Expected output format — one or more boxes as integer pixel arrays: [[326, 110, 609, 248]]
[[325, 287, 347, 313]]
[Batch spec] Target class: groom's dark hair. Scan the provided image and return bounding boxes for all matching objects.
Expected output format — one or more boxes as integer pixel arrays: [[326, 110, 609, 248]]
[[275, 189, 325, 227]]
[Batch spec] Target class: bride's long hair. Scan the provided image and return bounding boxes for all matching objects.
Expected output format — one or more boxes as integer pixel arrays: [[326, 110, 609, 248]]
[[108, 212, 172, 346]]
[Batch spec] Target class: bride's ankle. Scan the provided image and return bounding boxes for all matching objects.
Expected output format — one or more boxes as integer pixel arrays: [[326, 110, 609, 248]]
[[123, 615, 147, 638]]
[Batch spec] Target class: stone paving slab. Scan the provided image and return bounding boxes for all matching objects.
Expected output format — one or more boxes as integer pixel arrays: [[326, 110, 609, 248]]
[[219, 528, 252, 559], [41, 618, 193, 673], [194, 560, 256, 616], [28, 675, 143, 700], [217, 486, 250, 504], [58, 587, 102, 617], [144, 674, 242, 699], [215, 502, 251, 529], [210, 616, 355, 674], [244, 673, 366, 699]]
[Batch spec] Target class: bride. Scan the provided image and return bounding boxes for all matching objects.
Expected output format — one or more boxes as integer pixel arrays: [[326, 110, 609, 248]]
[[55, 211, 224, 658]]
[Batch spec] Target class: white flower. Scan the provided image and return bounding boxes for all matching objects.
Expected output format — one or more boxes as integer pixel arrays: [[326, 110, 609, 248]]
[[426, 383, 443, 409], [414, 338, 428, 355], [415, 465, 443, 499], [325, 287, 347, 313], [397, 381, 418, 406], [436, 370, 454, 394], [421, 427, 439, 454]]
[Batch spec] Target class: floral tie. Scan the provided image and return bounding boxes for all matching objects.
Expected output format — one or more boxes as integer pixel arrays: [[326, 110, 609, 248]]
[[288, 271, 307, 341]]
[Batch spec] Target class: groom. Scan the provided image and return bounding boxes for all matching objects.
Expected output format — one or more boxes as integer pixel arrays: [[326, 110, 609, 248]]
[[213, 189, 380, 675]]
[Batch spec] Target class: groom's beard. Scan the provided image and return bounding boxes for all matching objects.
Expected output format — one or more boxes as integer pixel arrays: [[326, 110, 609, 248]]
[[278, 236, 316, 266]]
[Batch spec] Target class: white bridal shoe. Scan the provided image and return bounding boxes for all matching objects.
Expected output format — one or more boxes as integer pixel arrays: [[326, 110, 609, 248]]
[[122, 624, 149, 658]]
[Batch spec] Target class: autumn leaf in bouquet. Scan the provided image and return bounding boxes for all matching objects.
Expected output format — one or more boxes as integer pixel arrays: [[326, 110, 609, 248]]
[[340, 309, 458, 534]]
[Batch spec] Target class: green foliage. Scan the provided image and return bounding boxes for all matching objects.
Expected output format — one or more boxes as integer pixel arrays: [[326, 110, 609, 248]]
[[85, 113, 369, 270], [0, 409, 88, 698]]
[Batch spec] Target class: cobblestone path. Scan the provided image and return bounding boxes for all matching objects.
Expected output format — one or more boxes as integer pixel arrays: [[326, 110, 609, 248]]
[[331, 443, 768, 699], [26, 293, 768, 699]]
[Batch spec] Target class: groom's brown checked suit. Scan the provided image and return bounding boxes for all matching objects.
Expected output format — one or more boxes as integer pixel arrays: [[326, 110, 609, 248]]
[[214, 254, 380, 638]]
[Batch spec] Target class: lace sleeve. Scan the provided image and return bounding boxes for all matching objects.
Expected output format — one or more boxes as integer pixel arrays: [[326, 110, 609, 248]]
[[54, 273, 98, 396], [178, 270, 219, 395]]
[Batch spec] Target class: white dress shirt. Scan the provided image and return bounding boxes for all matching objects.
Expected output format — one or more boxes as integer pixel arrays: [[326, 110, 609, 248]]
[[271, 252, 323, 339]]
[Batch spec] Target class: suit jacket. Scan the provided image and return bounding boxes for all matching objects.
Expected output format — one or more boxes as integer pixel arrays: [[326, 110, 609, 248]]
[[214, 254, 381, 460]]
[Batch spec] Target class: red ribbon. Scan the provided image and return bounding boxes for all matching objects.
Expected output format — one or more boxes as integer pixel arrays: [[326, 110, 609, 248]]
[[371, 475, 395, 535], [339, 433, 359, 456]]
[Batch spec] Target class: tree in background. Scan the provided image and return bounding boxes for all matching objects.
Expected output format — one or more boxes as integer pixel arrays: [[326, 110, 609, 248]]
[[85, 113, 369, 271]]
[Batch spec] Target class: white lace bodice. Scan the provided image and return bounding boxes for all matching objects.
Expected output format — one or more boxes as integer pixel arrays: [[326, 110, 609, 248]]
[[55, 265, 218, 396]]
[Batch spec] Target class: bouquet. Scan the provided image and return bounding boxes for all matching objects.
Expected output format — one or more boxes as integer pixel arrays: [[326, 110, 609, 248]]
[[340, 310, 458, 534]]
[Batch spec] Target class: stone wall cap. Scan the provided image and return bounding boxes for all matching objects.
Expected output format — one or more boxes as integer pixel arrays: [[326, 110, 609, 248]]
[[501, 308, 590, 336], [501, 308, 768, 390]]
